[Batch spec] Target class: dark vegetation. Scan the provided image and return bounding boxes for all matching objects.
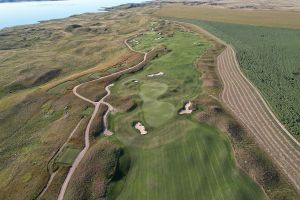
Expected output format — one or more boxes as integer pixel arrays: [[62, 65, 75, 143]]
[[89, 105, 107, 138], [182, 22, 300, 199], [64, 139, 123, 200], [176, 18, 300, 138]]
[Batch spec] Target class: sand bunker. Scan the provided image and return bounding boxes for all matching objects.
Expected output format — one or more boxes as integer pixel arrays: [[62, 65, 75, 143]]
[[134, 122, 148, 135], [179, 101, 193, 114], [147, 72, 164, 77], [104, 130, 113, 136], [131, 39, 139, 44]]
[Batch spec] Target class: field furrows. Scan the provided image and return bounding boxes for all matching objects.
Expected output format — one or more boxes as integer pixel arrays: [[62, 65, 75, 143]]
[[217, 46, 300, 192]]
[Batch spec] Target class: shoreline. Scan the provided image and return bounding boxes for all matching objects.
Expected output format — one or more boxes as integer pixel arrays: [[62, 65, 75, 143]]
[[0, 0, 62, 3], [0, 0, 149, 30]]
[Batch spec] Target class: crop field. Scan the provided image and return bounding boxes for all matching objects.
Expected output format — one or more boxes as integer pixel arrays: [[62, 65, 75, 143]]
[[168, 18, 300, 139], [156, 4, 300, 29], [108, 29, 265, 199]]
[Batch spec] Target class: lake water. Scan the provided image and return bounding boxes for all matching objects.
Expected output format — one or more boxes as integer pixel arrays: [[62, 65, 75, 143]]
[[0, 0, 145, 29]]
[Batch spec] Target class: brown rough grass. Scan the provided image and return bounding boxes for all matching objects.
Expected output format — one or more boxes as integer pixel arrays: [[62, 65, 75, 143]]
[[63, 139, 120, 200], [0, 7, 152, 199], [156, 4, 300, 29]]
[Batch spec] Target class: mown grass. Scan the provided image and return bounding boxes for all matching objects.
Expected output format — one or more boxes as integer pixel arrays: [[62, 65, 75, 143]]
[[171, 18, 300, 139], [56, 146, 81, 166], [139, 82, 175, 127], [64, 138, 121, 200], [108, 29, 265, 199]]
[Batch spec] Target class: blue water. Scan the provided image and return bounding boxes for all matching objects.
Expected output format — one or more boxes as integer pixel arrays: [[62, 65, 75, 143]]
[[0, 0, 145, 29]]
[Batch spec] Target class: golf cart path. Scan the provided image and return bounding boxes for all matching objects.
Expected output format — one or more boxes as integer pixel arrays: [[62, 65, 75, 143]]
[[102, 84, 114, 136], [37, 119, 83, 200], [57, 39, 149, 200]]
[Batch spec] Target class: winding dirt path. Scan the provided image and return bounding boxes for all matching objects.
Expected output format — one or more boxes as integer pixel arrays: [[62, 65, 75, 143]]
[[101, 84, 114, 136], [57, 39, 149, 200], [218, 46, 300, 191]]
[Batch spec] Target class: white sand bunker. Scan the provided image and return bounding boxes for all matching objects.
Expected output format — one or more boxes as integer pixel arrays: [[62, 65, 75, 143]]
[[179, 101, 193, 114], [133, 80, 139, 83], [134, 122, 148, 135], [104, 130, 113, 136], [131, 39, 139, 44], [147, 72, 164, 77]]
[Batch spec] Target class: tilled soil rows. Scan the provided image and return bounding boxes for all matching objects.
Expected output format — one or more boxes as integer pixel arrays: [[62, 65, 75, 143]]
[[217, 46, 300, 192]]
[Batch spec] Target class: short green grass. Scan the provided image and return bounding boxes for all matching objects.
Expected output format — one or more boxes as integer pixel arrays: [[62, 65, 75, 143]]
[[56, 146, 81, 165], [173, 18, 300, 139], [140, 82, 175, 127], [109, 30, 265, 199], [116, 124, 263, 200]]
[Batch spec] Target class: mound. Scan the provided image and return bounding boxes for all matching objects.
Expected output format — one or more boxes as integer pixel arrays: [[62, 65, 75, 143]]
[[4, 69, 61, 92], [33, 69, 61, 85]]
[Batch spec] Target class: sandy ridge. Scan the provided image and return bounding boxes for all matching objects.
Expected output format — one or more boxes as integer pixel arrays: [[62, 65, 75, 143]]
[[57, 39, 149, 200]]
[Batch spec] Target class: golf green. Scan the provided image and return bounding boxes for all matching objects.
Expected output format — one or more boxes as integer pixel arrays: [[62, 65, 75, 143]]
[[139, 82, 175, 127]]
